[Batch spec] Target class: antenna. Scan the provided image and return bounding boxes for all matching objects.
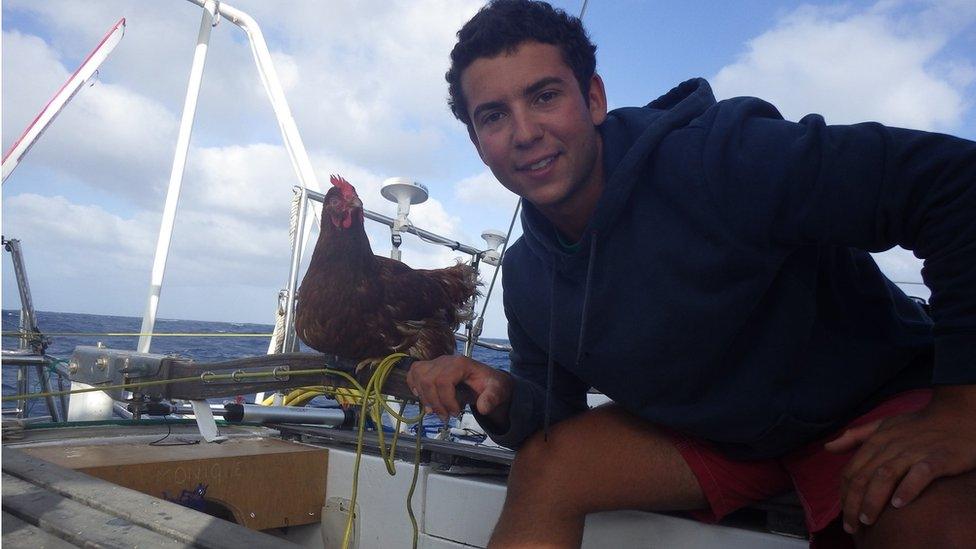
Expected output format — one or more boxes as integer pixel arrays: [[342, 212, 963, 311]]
[[381, 177, 429, 260], [480, 229, 508, 266]]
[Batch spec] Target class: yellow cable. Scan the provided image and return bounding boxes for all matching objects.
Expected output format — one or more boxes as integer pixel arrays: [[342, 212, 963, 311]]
[[282, 388, 311, 406], [338, 353, 424, 549], [287, 390, 326, 406], [2, 367, 338, 402]]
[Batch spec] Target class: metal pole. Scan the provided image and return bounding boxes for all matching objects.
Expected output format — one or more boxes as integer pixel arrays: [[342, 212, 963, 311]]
[[3, 238, 61, 421], [32, 363, 61, 422], [4, 239, 38, 351], [303, 188, 484, 257], [463, 255, 482, 357], [185, 0, 324, 284], [137, 1, 218, 353], [283, 188, 310, 352], [17, 366, 28, 419]]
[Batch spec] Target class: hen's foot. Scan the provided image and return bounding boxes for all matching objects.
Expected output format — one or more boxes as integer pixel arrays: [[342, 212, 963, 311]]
[[355, 357, 382, 374]]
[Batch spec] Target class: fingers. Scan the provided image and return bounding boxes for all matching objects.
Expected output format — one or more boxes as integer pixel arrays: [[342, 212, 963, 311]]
[[854, 454, 913, 528], [891, 460, 938, 508], [840, 460, 870, 534], [406, 356, 480, 421], [825, 419, 882, 453], [434, 377, 462, 419], [838, 420, 898, 534], [405, 357, 512, 429], [476, 386, 501, 416], [836, 409, 969, 535], [842, 450, 946, 533]]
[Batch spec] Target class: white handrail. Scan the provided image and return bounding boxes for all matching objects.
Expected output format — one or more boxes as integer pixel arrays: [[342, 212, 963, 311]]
[[186, 0, 324, 255], [139, 0, 325, 352], [186, 0, 322, 197], [137, 1, 218, 353]]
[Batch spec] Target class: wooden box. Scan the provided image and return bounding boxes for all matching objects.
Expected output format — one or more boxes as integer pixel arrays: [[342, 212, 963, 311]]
[[21, 437, 328, 531]]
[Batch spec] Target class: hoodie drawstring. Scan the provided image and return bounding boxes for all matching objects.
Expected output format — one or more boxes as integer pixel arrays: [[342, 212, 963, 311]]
[[543, 232, 598, 441], [543, 272, 557, 441]]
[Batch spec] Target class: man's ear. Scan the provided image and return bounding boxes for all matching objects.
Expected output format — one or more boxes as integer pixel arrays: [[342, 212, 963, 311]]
[[467, 125, 487, 163], [588, 73, 608, 126]]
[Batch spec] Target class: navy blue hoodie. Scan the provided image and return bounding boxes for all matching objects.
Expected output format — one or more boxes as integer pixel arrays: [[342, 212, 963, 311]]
[[482, 78, 976, 459]]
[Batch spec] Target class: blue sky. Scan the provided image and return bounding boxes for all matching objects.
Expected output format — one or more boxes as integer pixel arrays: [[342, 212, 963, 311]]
[[3, 0, 974, 340]]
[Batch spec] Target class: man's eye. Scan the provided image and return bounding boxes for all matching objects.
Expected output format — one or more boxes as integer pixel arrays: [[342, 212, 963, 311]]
[[537, 91, 558, 104], [481, 112, 504, 125]]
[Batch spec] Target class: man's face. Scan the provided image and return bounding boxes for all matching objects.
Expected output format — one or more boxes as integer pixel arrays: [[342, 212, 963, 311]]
[[461, 41, 607, 216]]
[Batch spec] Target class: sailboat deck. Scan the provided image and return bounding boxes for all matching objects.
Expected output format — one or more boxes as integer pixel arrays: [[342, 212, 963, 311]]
[[2, 445, 301, 548]]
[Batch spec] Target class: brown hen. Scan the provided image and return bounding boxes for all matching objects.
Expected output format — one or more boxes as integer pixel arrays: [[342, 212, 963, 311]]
[[295, 175, 478, 367]]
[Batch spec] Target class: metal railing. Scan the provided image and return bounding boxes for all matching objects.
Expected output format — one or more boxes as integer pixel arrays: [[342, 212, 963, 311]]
[[2, 237, 66, 421]]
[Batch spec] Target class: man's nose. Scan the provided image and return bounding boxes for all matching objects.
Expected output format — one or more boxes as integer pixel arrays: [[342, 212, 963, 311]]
[[512, 112, 543, 147]]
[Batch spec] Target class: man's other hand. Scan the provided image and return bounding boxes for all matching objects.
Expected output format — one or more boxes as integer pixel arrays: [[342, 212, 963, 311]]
[[406, 355, 514, 427], [825, 385, 976, 535]]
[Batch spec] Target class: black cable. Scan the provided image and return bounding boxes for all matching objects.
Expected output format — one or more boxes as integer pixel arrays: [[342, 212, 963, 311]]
[[148, 417, 200, 447]]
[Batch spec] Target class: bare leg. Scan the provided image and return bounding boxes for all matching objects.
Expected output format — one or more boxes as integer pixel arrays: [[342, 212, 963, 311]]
[[489, 404, 706, 548], [856, 469, 976, 549]]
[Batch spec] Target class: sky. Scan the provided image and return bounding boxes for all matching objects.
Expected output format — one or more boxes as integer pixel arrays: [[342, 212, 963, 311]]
[[2, 0, 974, 341]]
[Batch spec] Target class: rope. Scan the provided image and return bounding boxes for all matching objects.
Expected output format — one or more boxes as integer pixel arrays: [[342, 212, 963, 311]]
[[268, 189, 305, 356], [1, 419, 26, 441], [267, 290, 288, 355], [46, 356, 69, 374], [289, 185, 302, 244]]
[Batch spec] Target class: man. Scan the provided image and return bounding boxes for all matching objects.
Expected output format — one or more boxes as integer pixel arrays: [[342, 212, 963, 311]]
[[406, 1, 976, 547]]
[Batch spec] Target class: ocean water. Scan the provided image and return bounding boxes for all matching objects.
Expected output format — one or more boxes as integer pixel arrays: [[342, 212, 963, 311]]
[[1, 309, 510, 420]]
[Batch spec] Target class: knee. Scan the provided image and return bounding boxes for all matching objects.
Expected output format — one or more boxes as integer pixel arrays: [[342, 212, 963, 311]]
[[859, 473, 976, 549], [861, 506, 975, 548], [509, 429, 571, 489], [506, 422, 589, 507]]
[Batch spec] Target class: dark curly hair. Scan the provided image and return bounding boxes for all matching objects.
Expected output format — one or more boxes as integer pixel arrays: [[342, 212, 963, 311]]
[[446, 0, 597, 127]]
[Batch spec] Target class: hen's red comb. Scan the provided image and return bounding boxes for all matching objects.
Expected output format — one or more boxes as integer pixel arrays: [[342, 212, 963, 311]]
[[330, 174, 356, 195]]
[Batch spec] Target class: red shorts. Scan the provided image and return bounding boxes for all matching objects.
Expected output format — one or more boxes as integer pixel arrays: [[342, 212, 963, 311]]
[[669, 389, 933, 545]]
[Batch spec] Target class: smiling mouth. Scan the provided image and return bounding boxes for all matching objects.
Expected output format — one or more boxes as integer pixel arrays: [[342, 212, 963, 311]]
[[518, 154, 558, 172]]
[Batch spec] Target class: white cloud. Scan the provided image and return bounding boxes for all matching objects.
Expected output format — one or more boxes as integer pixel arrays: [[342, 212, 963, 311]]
[[872, 248, 929, 300], [187, 144, 298, 219], [454, 170, 520, 211], [2, 29, 177, 205], [711, 1, 976, 132], [2, 193, 153, 268]]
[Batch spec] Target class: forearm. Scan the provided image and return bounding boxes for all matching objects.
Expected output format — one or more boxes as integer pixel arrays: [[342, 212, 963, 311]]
[[473, 374, 588, 450], [477, 370, 514, 430], [927, 384, 976, 413]]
